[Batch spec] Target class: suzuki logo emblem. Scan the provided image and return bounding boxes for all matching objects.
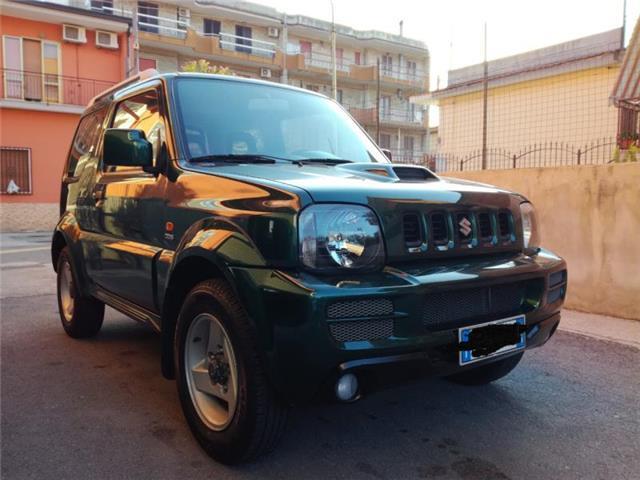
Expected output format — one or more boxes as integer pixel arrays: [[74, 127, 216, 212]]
[[459, 217, 472, 237]]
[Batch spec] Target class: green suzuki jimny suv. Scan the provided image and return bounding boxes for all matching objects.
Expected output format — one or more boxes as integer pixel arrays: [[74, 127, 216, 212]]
[[53, 71, 567, 463]]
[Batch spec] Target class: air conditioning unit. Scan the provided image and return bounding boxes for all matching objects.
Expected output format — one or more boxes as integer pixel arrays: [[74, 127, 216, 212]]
[[260, 67, 272, 78], [178, 7, 191, 18], [96, 30, 119, 49], [63, 25, 86, 44], [267, 27, 279, 38]]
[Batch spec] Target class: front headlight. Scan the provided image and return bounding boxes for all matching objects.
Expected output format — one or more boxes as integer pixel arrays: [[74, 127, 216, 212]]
[[299, 204, 385, 272], [520, 202, 540, 250]]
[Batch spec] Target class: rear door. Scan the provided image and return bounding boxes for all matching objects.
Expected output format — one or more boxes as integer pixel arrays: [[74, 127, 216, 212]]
[[84, 86, 168, 312]]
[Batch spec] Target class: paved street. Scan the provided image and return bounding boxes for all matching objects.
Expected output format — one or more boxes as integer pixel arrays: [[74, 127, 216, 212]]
[[1, 233, 639, 480]]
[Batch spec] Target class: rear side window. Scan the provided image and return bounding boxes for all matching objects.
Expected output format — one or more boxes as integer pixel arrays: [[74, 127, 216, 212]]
[[108, 89, 164, 172], [67, 108, 107, 177]]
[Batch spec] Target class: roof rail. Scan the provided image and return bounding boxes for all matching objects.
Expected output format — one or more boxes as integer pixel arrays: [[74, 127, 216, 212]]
[[88, 68, 159, 107]]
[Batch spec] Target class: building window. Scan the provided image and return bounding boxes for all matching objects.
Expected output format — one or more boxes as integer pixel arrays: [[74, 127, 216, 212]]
[[2, 36, 60, 103], [300, 40, 312, 59], [381, 54, 393, 75], [406, 60, 417, 78], [337, 89, 343, 104], [235, 25, 252, 53], [139, 57, 157, 71], [336, 48, 344, 68], [354, 51, 361, 65], [177, 7, 189, 32], [138, 2, 159, 34], [204, 19, 221, 36], [379, 134, 391, 149], [403, 136, 415, 152], [1, 147, 31, 195], [305, 84, 320, 92], [381, 95, 391, 118], [91, 1, 113, 13]]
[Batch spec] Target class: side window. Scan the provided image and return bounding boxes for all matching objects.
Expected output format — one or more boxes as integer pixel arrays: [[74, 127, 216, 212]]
[[67, 108, 107, 177], [109, 89, 165, 172]]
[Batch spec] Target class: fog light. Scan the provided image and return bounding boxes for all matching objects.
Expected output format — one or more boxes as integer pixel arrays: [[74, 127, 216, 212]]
[[335, 373, 359, 402]]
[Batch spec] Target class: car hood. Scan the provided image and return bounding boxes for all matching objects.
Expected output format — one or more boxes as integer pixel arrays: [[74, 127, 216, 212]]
[[191, 162, 518, 206]]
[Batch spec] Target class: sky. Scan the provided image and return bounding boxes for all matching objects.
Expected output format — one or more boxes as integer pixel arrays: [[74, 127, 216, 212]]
[[257, 0, 639, 90]]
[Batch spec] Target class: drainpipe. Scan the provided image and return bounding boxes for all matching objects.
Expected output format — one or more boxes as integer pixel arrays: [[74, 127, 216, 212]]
[[281, 16, 288, 84], [330, 0, 337, 100], [132, 1, 139, 74]]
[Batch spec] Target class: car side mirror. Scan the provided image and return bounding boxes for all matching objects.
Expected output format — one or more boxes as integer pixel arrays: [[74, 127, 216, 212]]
[[103, 129, 154, 170], [382, 148, 393, 161]]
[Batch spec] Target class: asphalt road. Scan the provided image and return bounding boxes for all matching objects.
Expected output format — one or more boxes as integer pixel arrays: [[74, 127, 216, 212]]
[[1, 233, 639, 480]]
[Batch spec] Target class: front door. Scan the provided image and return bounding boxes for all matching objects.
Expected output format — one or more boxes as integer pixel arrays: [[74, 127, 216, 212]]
[[85, 87, 167, 312]]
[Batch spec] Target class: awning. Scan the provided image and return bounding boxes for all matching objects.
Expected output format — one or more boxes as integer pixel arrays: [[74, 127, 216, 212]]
[[611, 17, 640, 109]]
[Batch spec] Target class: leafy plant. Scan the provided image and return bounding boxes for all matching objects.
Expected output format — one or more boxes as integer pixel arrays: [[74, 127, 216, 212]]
[[181, 59, 234, 75]]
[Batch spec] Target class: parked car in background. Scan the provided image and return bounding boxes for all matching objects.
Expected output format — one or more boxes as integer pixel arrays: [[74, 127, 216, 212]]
[[52, 71, 567, 463]]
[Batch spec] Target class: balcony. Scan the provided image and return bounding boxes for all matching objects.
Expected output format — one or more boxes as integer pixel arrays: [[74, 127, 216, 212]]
[[0, 69, 114, 111], [286, 48, 427, 88], [344, 103, 424, 127]]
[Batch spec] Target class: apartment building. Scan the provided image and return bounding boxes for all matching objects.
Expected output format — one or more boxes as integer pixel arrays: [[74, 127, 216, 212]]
[[73, 0, 430, 163], [0, 0, 130, 231]]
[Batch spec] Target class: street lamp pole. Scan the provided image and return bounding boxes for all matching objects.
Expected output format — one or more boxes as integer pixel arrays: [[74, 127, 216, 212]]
[[330, 0, 337, 100]]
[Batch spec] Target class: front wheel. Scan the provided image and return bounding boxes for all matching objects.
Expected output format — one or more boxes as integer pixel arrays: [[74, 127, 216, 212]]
[[175, 279, 288, 464], [446, 352, 524, 386], [56, 247, 104, 338]]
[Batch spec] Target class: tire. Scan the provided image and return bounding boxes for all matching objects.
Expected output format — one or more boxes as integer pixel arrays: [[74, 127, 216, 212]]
[[175, 279, 288, 464], [446, 352, 524, 386], [56, 247, 104, 338]]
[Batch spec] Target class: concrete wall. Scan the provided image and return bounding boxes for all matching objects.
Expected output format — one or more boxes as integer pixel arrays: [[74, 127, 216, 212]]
[[447, 163, 640, 320]]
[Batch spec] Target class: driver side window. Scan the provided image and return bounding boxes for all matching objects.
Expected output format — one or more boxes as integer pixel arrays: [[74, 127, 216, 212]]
[[107, 89, 165, 172]]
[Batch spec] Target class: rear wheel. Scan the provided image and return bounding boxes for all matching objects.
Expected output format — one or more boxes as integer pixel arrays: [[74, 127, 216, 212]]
[[175, 279, 288, 464], [56, 247, 104, 338], [446, 352, 524, 386]]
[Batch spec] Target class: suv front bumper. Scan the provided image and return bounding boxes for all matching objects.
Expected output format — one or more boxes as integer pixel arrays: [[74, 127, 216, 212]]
[[230, 248, 567, 404]]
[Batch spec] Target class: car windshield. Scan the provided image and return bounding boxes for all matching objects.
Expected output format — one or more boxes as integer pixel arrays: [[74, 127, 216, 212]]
[[174, 76, 389, 164]]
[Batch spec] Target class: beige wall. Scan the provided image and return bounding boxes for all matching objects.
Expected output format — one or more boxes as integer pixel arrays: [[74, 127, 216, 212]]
[[438, 66, 620, 159], [447, 163, 640, 320]]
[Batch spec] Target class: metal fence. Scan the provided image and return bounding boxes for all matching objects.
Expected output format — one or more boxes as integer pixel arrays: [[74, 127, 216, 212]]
[[431, 137, 619, 172]]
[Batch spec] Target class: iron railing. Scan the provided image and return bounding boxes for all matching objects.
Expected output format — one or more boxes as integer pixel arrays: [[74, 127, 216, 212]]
[[1, 69, 115, 107], [344, 103, 423, 125], [429, 137, 621, 172]]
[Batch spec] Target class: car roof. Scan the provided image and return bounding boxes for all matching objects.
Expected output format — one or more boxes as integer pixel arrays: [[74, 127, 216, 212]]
[[114, 71, 329, 102]]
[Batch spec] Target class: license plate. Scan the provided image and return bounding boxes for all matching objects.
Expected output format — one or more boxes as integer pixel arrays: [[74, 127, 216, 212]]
[[458, 315, 526, 366]]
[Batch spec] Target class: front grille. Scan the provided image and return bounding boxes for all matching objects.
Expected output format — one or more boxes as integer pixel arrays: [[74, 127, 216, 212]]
[[328, 318, 394, 342], [456, 212, 473, 244], [477, 212, 493, 239], [498, 212, 511, 237], [327, 298, 394, 319], [422, 282, 532, 329], [430, 212, 449, 245], [403, 213, 423, 247]]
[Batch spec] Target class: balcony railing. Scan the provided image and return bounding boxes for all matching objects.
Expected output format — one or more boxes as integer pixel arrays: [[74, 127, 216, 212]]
[[286, 48, 425, 84], [1, 69, 115, 107], [344, 103, 424, 125]]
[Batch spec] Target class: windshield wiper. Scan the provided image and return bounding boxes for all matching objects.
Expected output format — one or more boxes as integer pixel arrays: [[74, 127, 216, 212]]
[[188, 154, 289, 164], [294, 158, 354, 165]]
